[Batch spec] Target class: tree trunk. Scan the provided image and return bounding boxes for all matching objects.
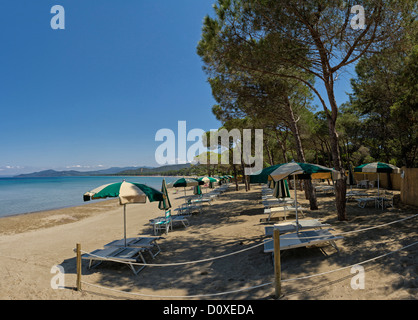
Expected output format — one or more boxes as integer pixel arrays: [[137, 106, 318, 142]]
[[264, 137, 274, 166], [274, 128, 288, 163], [325, 94, 347, 221], [285, 99, 319, 210], [233, 164, 239, 191]]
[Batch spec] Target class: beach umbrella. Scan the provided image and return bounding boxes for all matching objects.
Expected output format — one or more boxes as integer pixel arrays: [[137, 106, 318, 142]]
[[173, 177, 204, 198], [198, 176, 217, 192], [158, 178, 171, 210], [354, 162, 400, 196], [269, 162, 339, 232], [273, 179, 290, 199], [173, 177, 204, 187], [198, 176, 217, 184], [249, 163, 284, 184], [193, 185, 202, 195], [269, 162, 339, 182], [209, 177, 219, 189], [83, 180, 164, 246]]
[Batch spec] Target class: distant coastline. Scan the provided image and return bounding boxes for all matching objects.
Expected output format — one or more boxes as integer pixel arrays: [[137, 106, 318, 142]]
[[13, 163, 194, 178]]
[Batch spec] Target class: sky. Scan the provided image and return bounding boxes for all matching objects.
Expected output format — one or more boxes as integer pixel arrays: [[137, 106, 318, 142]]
[[0, 1, 354, 176]]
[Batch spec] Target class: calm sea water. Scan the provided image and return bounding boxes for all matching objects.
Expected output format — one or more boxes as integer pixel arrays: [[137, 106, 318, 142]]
[[0, 176, 178, 218]]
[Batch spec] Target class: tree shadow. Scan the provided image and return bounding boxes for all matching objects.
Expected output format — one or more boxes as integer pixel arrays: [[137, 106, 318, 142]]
[[61, 185, 418, 300]]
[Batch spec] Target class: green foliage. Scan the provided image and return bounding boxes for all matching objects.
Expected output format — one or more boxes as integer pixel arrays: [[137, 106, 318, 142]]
[[197, 0, 417, 171], [347, 30, 418, 167]]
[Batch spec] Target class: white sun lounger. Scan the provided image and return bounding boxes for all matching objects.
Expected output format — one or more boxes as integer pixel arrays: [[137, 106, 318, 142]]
[[104, 237, 161, 258], [190, 197, 213, 205], [264, 219, 331, 236], [346, 191, 368, 202], [82, 246, 148, 275], [263, 229, 343, 253], [315, 185, 335, 194], [264, 206, 305, 221], [150, 210, 189, 235], [174, 204, 203, 216], [262, 199, 296, 208], [356, 197, 377, 208]]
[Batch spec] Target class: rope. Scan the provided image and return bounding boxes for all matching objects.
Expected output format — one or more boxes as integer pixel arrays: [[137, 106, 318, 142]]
[[80, 213, 418, 267], [81, 240, 266, 267], [81, 280, 272, 298], [80, 239, 418, 298], [278, 213, 418, 240], [282, 240, 418, 282]]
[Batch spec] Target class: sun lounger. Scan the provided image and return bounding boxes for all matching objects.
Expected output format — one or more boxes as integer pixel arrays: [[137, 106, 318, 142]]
[[149, 210, 189, 235], [82, 246, 148, 275], [356, 197, 377, 208], [315, 185, 335, 194], [346, 191, 368, 201], [261, 195, 292, 201], [263, 229, 343, 253], [262, 199, 296, 208], [190, 197, 213, 205], [174, 203, 203, 215], [104, 236, 161, 258], [263, 205, 305, 221], [264, 219, 331, 236]]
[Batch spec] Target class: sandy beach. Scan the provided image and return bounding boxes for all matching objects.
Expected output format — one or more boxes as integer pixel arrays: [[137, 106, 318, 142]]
[[0, 184, 417, 300]]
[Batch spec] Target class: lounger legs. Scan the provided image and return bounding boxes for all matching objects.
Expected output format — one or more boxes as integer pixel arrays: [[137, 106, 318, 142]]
[[128, 252, 147, 275], [146, 242, 161, 259], [329, 240, 340, 253]]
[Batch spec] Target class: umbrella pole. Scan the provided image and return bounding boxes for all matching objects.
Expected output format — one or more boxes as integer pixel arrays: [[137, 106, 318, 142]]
[[124, 204, 127, 247], [294, 175, 298, 232]]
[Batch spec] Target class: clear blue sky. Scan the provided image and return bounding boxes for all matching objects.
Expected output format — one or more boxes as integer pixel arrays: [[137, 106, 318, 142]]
[[0, 1, 353, 175]]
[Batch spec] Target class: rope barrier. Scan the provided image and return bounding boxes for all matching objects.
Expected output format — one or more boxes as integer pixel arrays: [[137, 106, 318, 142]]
[[80, 213, 418, 266], [81, 280, 273, 298], [81, 240, 266, 267], [80, 239, 418, 298], [282, 240, 418, 282], [278, 213, 418, 240]]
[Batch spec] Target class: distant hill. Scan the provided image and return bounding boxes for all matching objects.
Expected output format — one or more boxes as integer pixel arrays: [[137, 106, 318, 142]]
[[118, 163, 191, 175], [14, 164, 191, 178], [89, 166, 146, 175], [16, 169, 86, 177]]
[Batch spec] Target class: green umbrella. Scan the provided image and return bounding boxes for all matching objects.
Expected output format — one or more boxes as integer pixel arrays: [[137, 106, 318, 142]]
[[268, 162, 339, 232], [273, 179, 290, 198], [83, 180, 164, 246], [173, 177, 204, 187], [354, 162, 400, 196], [249, 163, 284, 184], [269, 162, 339, 182], [198, 177, 217, 193], [354, 162, 400, 173], [198, 176, 217, 183], [173, 177, 204, 198], [158, 178, 171, 210], [193, 185, 202, 195]]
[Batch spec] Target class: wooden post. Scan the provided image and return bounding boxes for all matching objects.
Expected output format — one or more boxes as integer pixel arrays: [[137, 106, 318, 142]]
[[273, 229, 281, 299], [76, 243, 82, 291]]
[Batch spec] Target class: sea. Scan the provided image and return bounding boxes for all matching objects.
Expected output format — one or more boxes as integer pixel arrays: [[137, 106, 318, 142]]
[[0, 176, 179, 218]]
